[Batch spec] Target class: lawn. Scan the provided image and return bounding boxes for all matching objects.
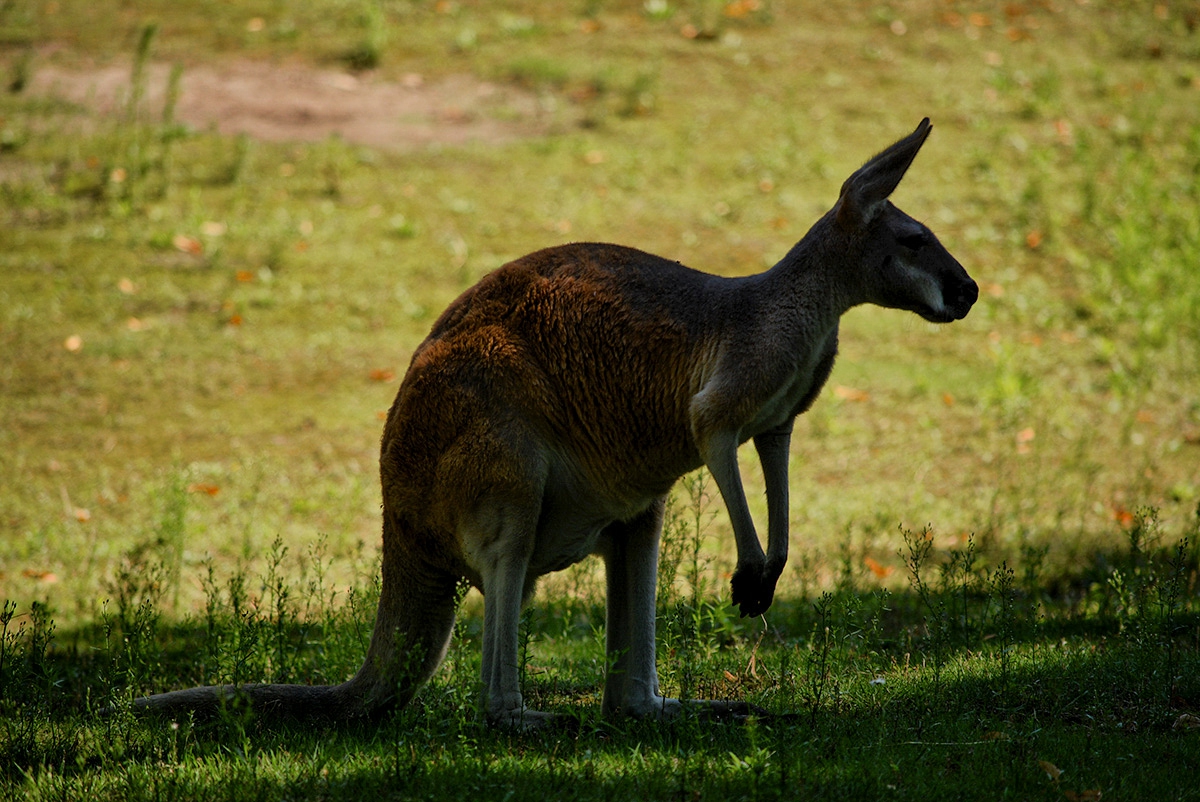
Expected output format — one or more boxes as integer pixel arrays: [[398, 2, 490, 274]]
[[2, 1, 1199, 800]]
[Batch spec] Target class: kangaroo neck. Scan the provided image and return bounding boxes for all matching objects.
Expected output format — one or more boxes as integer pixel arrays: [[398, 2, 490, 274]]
[[756, 214, 858, 331]]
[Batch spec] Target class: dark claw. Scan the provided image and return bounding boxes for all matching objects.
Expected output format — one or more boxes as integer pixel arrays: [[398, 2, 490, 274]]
[[730, 560, 784, 618]]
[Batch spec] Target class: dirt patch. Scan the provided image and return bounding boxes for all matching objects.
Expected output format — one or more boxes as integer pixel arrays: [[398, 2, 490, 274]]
[[27, 57, 557, 150]]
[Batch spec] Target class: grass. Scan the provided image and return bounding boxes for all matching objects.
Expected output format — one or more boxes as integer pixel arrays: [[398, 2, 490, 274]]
[[2, 0, 1200, 799]]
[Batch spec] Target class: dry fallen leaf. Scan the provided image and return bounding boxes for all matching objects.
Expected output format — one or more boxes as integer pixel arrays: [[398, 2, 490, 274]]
[[187, 483, 221, 496], [1054, 118, 1075, 145], [1064, 791, 1102, 801], [865, 556, 894, 579], [833, 385, 869, 402], [1173, 713, 1200, 731], [1038, 760, 1063, 781], [173, 234, 203, 255], [369, 368, 397, 383], [22, 569, 59, 583], [724, 0, 761, 19]]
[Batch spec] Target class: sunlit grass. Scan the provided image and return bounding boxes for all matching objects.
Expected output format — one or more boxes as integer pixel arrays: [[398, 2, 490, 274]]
[[2, 1, 1200, 798]]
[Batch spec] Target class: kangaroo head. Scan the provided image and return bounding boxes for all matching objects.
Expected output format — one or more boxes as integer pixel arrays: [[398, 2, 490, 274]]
[[834, 118, 978, 323]]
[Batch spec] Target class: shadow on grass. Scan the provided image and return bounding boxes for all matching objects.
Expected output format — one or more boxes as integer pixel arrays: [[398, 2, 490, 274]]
[[3, 530, 1198, 800], [7, 634, 1198, 801]]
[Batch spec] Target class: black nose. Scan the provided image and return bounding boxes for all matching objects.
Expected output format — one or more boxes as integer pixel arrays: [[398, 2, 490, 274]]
[[954, 278, 978, 318], [961, 279, 979, 307]]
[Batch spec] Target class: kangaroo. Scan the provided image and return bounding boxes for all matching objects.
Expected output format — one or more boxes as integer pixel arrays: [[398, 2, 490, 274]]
[[131, 118, 976, 726]]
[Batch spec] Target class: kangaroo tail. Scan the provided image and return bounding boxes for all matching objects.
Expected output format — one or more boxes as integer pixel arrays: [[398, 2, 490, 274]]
[[131, 519, 461, 723], [131, 681, 353, 721]]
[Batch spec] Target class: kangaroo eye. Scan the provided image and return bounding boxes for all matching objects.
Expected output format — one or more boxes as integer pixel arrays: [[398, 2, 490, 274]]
[[897, 233, 928, 251]]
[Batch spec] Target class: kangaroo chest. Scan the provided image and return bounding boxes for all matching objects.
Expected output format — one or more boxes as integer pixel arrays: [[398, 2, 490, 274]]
[[743, 328, 838, 439]]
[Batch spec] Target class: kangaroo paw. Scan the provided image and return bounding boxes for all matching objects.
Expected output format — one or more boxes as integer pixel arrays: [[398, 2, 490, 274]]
[[730, 561, 783, 618]]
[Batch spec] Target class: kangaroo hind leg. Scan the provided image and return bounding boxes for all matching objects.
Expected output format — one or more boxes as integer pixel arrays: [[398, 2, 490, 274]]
[[598, 497, 675, 718], [600, 497, 764, 722], [468, 496, 560, 728]]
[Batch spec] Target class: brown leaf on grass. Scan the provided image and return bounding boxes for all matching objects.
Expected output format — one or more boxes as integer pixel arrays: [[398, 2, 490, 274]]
[[1038, 760, 1063, 781], [1174, 713, 1200, 731], [172, 234, 203, 255], [1055, 118, 1075, 145], [1016, 427, 1035, 454], [1004, 3, 1027, 21], [833, 385, 869, 402], [369, 368, 396, 383], [724, 0, 761, 19], [1064, 791, 1102, 801], [22, 569, 59, 583], [865, 557, 894, 579], [187, 483, 220, 496]]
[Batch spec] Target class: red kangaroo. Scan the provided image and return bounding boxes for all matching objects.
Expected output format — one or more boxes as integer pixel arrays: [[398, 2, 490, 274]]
[[132, 118, 977, 727]]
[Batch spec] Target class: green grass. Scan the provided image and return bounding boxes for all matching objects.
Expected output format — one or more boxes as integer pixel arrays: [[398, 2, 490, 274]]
[[3, 0, 1200, 799]]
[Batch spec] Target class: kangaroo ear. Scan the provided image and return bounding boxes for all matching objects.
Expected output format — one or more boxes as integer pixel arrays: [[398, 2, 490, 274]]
[[836, 118, 932, 227]]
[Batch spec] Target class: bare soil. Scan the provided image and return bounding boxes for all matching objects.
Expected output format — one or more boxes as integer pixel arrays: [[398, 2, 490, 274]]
[[26, 57, 554, 149]]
